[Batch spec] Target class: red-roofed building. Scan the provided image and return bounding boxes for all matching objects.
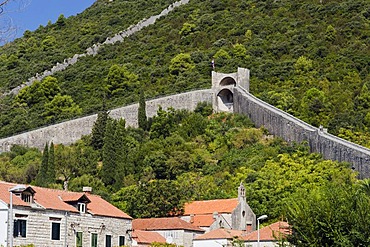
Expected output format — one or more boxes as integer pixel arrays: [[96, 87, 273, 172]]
[[132, 230, 166, 246], [181, 183, 256, 233], [0, 181, 132, 247], [193, 222, 291, 247], [241, 221, 291, 247], [132, 217, 205, 247]]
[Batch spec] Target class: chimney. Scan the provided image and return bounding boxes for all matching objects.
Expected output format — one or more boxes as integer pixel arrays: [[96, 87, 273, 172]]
[[83, 187, 92, 194], [190, 214, 194, 224]]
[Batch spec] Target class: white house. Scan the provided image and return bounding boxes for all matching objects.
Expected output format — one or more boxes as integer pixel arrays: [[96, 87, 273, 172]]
[[0, 181, 132, 247]]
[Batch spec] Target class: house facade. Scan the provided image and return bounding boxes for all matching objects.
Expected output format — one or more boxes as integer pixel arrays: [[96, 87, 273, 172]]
[[181, 183, 256, 233], [0, 181, 132, 247]]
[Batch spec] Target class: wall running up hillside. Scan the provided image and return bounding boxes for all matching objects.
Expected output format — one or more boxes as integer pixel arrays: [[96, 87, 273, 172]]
[[0, 90, 212, 152], [5, 0, 190, 96], [1, 68, 370, 178], [233, 86, 370, 178]]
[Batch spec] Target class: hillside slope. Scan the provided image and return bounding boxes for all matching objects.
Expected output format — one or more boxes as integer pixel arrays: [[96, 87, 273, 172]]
[[0, 0, 369, 143]]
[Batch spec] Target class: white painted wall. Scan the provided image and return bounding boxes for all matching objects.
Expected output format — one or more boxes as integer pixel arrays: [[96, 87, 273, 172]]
[[244, 241, 280, 247], [193, 239, 228, 247], [0, 201, 9, 247]]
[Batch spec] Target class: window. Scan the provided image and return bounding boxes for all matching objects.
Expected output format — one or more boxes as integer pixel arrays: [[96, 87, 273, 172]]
[[21, 193, 32, 203], [91, 233, 98, 247], [51, 222, 61, 240], [119, 236, 125, 246], [78, 202, 86, 213], [106, 235, 112, 247], [13, 220, 27, 237], [76, 232, 83, 247]]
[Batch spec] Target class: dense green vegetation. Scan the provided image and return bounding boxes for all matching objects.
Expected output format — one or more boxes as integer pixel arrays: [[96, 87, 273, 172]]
[[0, 0, 369, 147], [2, 105, 369, 244], [0, 0, 370, 244]]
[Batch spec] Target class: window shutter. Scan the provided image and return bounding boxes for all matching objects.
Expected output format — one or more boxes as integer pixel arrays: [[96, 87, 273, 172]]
[[13, 220, 18, 237], [20, 220, 27, 237]]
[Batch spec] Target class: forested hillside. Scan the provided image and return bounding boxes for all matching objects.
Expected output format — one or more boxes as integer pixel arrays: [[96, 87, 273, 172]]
[[0, 0, 369, 147], [2, 105, 370, 245]]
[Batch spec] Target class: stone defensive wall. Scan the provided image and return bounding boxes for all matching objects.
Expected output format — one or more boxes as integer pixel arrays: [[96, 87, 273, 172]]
[[233, 86, 370, 178], [0, 90, 212, 152]]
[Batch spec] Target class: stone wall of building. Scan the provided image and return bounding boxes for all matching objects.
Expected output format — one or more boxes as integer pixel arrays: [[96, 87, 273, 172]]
[[233, 86, 370, 178], [12, 207, 131, 247], [0, 89, 213, 152]]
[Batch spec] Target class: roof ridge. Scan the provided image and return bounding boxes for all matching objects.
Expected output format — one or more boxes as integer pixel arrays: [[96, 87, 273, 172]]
[[188, 198, 237, 203]]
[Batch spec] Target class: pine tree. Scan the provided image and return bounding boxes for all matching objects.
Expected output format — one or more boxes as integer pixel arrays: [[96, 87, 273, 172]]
[[138, 90, 148, 130], [91, 111, 109, 150], [35, 143, 49, 187]]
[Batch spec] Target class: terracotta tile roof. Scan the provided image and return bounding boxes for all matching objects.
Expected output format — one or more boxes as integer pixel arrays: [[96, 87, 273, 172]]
[[0, 181, 30, 207], [194, 228, 245, 240], [86, 194, 131, 219], [191, 215, 215, 227], [184, 198, 238, 215], [132, 230, 166, 244], [242, 221, 291, 241], [133, 217, 205, 232], [0, 181, 132, 219], [61, 193, 89, 202]]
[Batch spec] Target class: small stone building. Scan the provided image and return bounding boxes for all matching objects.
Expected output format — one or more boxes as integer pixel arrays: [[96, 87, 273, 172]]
[[0, 181, 132, 247], [181, 183, 256, 233]]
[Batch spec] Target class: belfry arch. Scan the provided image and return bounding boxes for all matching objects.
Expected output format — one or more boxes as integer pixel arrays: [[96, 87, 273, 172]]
[[220, 77, 237, 87]]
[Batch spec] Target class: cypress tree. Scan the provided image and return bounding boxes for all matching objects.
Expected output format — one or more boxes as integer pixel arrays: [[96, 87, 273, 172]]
[[101, 119, 117, 186], [113, 118, 127, 190], [47, 142, 55, 184], [91, 111, 109, 150], [35, 143, 49, 187], [138, 90, 148, 130]]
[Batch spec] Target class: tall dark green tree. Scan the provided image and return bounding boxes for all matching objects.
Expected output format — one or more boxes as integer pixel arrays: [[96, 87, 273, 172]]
[[138, 89, 148, 131], [112, 118, 127, 190], [90, 111, 109, 150], [101, 119, 117, 187], [35, 143, 49, 187], [47, 142, 55, 184]]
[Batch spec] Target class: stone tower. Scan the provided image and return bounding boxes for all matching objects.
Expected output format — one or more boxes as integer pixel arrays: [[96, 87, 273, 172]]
[[211, 67, 250, 112]]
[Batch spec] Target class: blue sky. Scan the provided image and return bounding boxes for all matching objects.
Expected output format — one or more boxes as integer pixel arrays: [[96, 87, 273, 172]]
[[5, 0, 96, 41]]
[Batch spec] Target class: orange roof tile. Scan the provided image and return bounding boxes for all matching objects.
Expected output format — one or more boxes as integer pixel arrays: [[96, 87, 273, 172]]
[[184, 198, 238, 215], [86, 194, 131, 219], [0, 181, 132, 219], [191, 215, 215, 227], [242, 221, 291, 241], [132, 230, 166, 244], [61, 193, 90, 202], [195, 228, 245, 240], [133, 217, 205, 232], [0, 181, 30, 207]]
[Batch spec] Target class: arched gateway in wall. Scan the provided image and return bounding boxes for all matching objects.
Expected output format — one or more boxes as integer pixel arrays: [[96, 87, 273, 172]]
[[211, 68, 250, 112]]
